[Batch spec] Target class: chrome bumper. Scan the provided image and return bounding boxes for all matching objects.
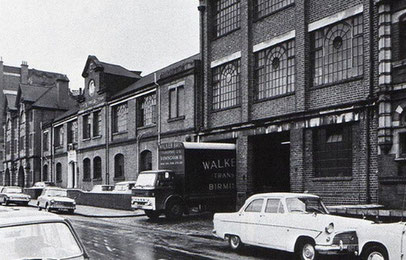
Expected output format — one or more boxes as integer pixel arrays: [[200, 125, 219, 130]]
[[315, 244, 358, 255]]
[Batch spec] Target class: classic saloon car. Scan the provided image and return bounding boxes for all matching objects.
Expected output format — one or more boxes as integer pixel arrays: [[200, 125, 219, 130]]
[[0, 186, 31, 206], [0, 208, 88, 260], [37, 188, 76, 213], [213, 193, 406, 260]]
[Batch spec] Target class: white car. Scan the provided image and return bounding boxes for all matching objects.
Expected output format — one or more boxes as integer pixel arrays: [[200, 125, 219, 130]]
[[213, 192, 406, 260], [37, 188, 76, 214]]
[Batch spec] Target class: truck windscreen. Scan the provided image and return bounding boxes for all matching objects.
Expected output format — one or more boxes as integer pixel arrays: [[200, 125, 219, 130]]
[[135, 174, 157, 188]]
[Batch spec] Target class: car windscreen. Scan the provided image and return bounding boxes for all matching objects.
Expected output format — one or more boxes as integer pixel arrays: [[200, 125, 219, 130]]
[[135, 174, 157, 188], [286, 197, 328, 214], [0, 222, 83, 260], [4, 188, 22, 194], [46, 190, 67, 197]]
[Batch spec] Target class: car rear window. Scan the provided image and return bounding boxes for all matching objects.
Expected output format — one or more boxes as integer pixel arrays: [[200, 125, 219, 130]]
[[245, 199, 264, 213]]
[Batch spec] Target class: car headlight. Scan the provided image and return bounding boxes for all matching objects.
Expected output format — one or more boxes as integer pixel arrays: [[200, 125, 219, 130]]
[[325, 223, 334, 234], [50, 200, 55, 204]]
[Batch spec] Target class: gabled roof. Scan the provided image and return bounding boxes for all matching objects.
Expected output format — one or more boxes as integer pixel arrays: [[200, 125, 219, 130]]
[[82, 55, 141, 79], [32, 86, 76, 110], [112, 54, 200, 99], [18, 84, 49, 103]]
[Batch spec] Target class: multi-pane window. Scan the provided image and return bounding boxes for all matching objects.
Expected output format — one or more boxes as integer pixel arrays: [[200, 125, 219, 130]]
[[93, 157, 102, 179], [254, 0, 294, 19], [312, 15, 363, 86], [56, 163, 62, 182], [67, 121, 78, 144], [400, 16, 406, 60], [112, 103, 128, 133], [214, 0, 241, 37], [82, 115, 91, 139], [255, 40, 295, 100], [313, 124, 352, 177], [212, 59, 241, 110], [93, 111, 101, 137], [54, 126, 64, 147], [137, 94, 157, 127], [43, 132, 49, 152], [83, 158, 91, 181], [169, 86, 185, 119], [114, 154, 124, 178]]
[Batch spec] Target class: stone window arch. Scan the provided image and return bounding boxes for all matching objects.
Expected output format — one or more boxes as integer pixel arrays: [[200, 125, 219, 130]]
[[93, 156, 102, 180], [114, 154, 124, 179], [83, 158, 91, 181], [140, 150, 152, 172]]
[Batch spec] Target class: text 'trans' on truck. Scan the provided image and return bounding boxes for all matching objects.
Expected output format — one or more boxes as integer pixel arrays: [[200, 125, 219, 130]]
[[131, 142, 236, 220]]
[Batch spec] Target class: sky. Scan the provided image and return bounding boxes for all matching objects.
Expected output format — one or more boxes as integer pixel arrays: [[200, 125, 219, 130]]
[[0, 0, 200, 90]]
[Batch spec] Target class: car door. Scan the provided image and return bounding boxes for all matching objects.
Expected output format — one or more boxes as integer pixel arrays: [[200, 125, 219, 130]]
[[238, 198, 265, 245], [258, 198, 288, 250]]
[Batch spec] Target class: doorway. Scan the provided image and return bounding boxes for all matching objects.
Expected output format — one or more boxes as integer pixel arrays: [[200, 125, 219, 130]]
[[251, 131, 290, 193], [68, 162, 76, 188]]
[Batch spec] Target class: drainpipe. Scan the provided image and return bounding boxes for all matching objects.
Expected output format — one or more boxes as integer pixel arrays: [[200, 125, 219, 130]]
[[105, 104, 110, 185], [154, 73, 161, 169]]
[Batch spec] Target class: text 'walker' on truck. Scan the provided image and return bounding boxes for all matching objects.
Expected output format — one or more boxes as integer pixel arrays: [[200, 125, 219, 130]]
[[131, 142, 236, 220]]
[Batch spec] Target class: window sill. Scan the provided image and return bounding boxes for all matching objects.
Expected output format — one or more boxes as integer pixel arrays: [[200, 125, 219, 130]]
[[113, 177, 125, 181], [253, 3, 295, 23], [92, 135, 102, 140], [395, 157, 406, 162], [213, 27, 241, 41], [112, 131, 128, 136], [210, 105, 241, 113], [168, 116, 185, 123], [92, 178, 102, 181], [254, 92, 295, 104], [393, 59, 406, 68], [82, 138, 91, 142], [312, 176, 353, 182], [311, 76, 363, 90], [137, 124, 156, 130]]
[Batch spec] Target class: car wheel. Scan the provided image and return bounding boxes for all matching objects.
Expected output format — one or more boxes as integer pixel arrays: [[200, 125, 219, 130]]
[[297, 240, 318, 260], [362, 245, 388, 260], [145, 210, 160, 220], [228, 235, 243, 251], [4, 199, 9, 206], [165, 200, 184, 220], [67, 209, 75, 215], [45, 204, 51, 212]]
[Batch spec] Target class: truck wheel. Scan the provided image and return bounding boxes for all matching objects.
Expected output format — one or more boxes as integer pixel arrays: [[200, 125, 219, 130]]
[[165, 200, 184, 220], [228, 235, 243, 251], [145, 210, 160, 220], [361, 244, 388, 260]]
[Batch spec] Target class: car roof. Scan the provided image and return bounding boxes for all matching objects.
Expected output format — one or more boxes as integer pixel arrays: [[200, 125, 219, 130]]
[[3, 186, 22, 189], [140, 170, 174, 174], [115, 181, 137, 185], [0, 209, 65, 227], [248, 192, 320, 200], [43, 187, 66, 191]]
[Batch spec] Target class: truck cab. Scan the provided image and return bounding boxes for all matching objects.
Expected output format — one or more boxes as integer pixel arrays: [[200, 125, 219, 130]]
[[132, 170, 179, 219]]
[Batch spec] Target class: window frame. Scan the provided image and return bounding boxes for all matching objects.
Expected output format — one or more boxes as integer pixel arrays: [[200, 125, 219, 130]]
[[93, 111, 102, 137], [82, 114, 91, 140], [213, 0, 241, 38], [169, 86, 185, 120], [137, 93, 157, 128], [114, 154, 125, 179], [253, 0, 295, 21], [244, 198, 264, 213], [83, 158, 91, 181], [93, 157, 102, 180], [112, 103, 128, 134]]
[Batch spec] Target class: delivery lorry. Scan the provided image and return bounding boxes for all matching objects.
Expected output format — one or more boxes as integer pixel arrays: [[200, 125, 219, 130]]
[[131, 142, 236, 220]]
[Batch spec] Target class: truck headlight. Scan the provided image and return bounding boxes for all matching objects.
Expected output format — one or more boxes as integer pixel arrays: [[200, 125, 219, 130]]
[[325, 223, 334, 234]]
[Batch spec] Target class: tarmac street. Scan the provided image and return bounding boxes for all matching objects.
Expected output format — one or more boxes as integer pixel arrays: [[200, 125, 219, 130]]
[[13, 204, 360, 260]]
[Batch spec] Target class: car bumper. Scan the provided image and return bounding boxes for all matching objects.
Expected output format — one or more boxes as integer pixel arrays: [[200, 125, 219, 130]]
[[49, 205, 76, 210], [9, 198, 30, 203], [315, 244, 359, 255]]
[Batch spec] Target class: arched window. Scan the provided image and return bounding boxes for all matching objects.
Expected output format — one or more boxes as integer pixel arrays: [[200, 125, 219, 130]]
[[56, 163, 62, 182], [43, 165, 48, 181], [114, 154, 124, 179], [212, 60, 241, 110], [93, 157, 102, 180], [83, 158, 91, 181], [140, 150, 152, 171], [5, 169, 10, 186]]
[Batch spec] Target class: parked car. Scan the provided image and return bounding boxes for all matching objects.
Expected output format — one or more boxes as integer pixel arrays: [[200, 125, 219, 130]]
[[37, 188, 76, 214], [0, 207, 88, 260], [90, 184, 114, 192], [112, 181, 137, 193], [213, 192, 406, 260], [0, 186, 31, 206], [33, 181, 56, 188]]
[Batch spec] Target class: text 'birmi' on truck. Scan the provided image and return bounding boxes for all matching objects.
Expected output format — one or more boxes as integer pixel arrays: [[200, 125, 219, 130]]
[[131, 142, 236, 220]]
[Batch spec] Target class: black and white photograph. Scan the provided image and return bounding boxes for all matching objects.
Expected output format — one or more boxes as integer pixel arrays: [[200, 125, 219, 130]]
[[0, 0, 406, 259]]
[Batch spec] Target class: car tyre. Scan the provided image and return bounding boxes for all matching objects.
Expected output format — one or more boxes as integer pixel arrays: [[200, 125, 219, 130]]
[[67, 209, 75, 215], [228, 235, 243, 251], [45, 204, 51, 212], [361, 244, 388, 260], [4, 199, 9, 206], [296, 240, 318, 260], [145, 210, 160, 220], [165, 200, 184, 220]]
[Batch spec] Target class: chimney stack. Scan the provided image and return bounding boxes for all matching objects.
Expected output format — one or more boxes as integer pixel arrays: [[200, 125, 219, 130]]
[[21, 61, 28, 84], [56, 78, 70, 107]]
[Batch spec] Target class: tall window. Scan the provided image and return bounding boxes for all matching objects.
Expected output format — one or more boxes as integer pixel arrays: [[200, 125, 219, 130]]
[[43, 165, 48, 181], [6, 141, 10, 154], [112, 103, 128, 133], [140, 150, 152, 171], [93, 157, 102, 179], [82, 115, 91, 139], [29, 134, 33, 150], [54, 126, 64, 147], [137, 94, 157, 127], [56, 163, 62, 182], [254, 0, 294, 19], [19, 136, 24, 151], [83, 158, 91, 181], [67, 121, 78, 144], [114, 154, 124, 179], [214, 0, 241, 37], [255, 40, 295, 100], [169, 86, 185, 119], [312, 15, 363, 86], [212, 59, 241, 110], [400, 16, 406, 60], [313, 124, 352, 177], [93, 111, 101, 136], [43, 132, 49, 152]]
